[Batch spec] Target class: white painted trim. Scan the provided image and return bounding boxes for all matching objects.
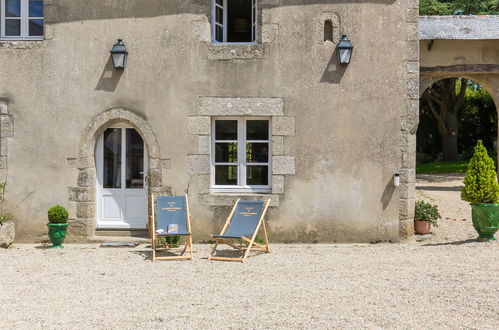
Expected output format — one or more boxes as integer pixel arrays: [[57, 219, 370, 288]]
[[96, 127, 148, 229], [0, 0, 44, 40], [211, 117, 272, 192]]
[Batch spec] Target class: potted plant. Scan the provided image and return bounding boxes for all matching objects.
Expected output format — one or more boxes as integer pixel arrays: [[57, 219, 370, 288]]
[[461, 140, 499, 241], [414, 200, 440, 235], [47, 205, 69, 248]]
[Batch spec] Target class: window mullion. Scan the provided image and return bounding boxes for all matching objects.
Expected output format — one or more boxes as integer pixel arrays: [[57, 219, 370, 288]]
[[239, 119, 245, 187], [22, 0, 27, 38], [223, 0, 227, 43]]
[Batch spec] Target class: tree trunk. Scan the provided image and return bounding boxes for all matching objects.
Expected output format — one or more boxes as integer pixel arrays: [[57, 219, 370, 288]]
[[438, 110, 459, 161]]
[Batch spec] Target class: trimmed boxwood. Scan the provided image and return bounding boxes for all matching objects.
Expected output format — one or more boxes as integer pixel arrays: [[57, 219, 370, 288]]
[[47, 205, 69, 224], [461, 140, 499, 204]]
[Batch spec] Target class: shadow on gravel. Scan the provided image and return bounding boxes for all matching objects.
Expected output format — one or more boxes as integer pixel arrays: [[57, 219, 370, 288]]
[[34, 245, 52, 249], [416, 173, 465, 183], [423, 239, 477, 246], [130, 249, 189, 260], [416, 186, 462, 191]]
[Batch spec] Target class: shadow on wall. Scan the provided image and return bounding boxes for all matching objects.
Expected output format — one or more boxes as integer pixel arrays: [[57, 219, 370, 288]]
[[320, 49, 346, 84], [54, 0, 398, 23], [95, 57, 123, 92], [380, 177, 395, 210]]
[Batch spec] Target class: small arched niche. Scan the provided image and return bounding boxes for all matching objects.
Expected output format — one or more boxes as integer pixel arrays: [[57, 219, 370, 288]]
[[324, 20, 333, 42]]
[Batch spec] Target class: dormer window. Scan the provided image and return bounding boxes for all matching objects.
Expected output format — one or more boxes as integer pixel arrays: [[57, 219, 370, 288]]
[[0, 0, 43, 40], [212, 0, 257, 44]]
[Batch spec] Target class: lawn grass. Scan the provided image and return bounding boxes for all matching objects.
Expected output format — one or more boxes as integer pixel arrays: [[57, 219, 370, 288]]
[[416, 160, 469, 174]]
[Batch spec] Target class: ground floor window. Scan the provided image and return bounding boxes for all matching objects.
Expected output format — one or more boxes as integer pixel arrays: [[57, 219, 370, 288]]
[[212, 117, 270, 192]]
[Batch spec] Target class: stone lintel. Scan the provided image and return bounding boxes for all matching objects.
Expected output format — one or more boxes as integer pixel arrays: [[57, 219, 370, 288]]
[[199, 97, 284, 116]]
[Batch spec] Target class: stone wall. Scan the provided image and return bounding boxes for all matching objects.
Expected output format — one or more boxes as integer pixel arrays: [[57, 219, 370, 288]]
[[0, 0, 413, 242]]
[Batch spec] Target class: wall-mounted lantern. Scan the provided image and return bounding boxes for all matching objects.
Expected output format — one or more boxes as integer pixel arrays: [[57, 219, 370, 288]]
[[110, 39, 128, 70], [337, 35, 353, 66], [394, 173, 400, 187]]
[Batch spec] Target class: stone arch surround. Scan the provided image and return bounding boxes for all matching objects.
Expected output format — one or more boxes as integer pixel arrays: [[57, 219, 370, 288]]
[[67, 108, 170, 239]]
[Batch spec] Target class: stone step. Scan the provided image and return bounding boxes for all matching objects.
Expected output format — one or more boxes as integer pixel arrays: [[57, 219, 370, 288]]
[[94, 229, 149, 238]]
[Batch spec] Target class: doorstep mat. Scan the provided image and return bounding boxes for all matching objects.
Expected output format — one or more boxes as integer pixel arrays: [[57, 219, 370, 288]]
[[100, 241, 140, 248]]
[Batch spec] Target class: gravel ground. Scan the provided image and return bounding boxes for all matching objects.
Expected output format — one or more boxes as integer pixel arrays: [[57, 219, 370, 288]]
[[0, 174, 497, 329]]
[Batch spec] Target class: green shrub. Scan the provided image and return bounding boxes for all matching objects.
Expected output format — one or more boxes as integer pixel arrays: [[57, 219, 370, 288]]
[[415, 201, 441, 227], [461, 140, 499, 204], [156, 236, 181, 248], [47, 205, 69, 224], [0, 182, 13, 225]]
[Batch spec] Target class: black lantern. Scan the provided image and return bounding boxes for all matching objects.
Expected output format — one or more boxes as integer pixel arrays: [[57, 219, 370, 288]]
[[110, 39, 128, 70], [337, 35, 353, 66]]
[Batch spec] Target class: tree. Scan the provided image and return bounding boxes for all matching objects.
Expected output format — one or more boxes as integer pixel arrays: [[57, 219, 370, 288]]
[[422, 78, 468, 161], [420, 0, 499, 15]]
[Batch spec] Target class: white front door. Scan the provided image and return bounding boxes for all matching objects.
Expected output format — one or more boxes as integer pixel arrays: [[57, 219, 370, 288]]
[[96, 126, 147, 229]]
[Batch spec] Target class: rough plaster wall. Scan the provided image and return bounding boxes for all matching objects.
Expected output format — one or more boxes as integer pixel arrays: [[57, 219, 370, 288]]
[[0, 0, 412, 242]]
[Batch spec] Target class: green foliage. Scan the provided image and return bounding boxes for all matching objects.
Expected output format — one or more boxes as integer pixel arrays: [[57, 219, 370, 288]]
[[420, 0, 499, 15], [0, 182, 13, 225], [156, 235, 181, 248], [416, 160, 468, 174], [461, 140, 499, 204], [47, 205, 69, 224], [415, 201, 441, 227]]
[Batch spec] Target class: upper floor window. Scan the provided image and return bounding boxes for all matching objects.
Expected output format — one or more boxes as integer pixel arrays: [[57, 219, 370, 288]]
[[212, 0, 257, 44], [0, 0, 43, 40], [212, 118, 271, 192]]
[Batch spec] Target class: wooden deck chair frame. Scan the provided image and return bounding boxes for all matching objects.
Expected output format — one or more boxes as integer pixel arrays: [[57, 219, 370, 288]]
[[208, 199, 271, 263], [150, 194, 193, 261]]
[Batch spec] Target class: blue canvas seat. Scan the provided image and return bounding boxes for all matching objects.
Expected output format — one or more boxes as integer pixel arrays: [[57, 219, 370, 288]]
[[209, 199, 271, 263], [150, 195, 193, 261]]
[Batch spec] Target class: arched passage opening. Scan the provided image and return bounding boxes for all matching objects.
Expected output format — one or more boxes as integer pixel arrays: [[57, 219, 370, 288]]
[[417, 76, 498, 173]]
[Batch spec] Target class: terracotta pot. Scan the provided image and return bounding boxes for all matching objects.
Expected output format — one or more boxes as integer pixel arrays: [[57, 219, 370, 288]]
[[414, 220, 431, 235]]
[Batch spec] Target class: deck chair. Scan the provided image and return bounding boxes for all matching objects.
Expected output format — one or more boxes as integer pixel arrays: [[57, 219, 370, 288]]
[[208, 199, 271, 262], [150, 194, 193, 261]]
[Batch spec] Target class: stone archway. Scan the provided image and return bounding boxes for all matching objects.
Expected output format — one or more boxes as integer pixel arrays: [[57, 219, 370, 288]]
[[68, 108, 169, 238]]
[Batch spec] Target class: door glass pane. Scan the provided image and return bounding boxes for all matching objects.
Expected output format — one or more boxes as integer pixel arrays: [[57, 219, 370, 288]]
[[29, 0, 43, 17], [246, 166, 268, 185], [215, 120, 237, 140], [246, 143, 268, 163], [215, 25, 223, 42], [215, 4, 223, 23], [215, 165, 238, 185], [29, 19, 43, 36], [6, 0, 20, 17], [5, 20, 20, 36], [126, 129, 144, 189], [246, 120, 269, 140], [103, 128, 122, 188]]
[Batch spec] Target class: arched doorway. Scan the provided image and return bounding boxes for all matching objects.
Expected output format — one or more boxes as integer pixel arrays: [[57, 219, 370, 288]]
[[95, 124, 148, 229], [69, 108, 165, 238]]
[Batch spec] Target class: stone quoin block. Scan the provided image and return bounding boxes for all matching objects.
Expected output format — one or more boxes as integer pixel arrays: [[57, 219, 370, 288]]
[[68, 187, 95, 203], [187, 116, 211, 135], [272, 117, 295, 136], [272, 175, 285, 194], [273, 156, 296, 175], [272, 136, 284, 155], [186, 155, 210, 175]]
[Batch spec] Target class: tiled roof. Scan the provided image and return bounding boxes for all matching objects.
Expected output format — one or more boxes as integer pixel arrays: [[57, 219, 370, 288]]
[[420, 15, 499, 40]]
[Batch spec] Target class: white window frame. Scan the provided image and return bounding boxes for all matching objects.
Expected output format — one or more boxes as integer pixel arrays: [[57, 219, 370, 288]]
[[1, 0, 43, 40], [211, 0, 257, 45], [211, 117, 271, 193]]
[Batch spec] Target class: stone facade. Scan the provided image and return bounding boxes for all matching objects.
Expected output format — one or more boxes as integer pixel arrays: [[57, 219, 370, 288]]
[[0, 1, 415, 242]]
